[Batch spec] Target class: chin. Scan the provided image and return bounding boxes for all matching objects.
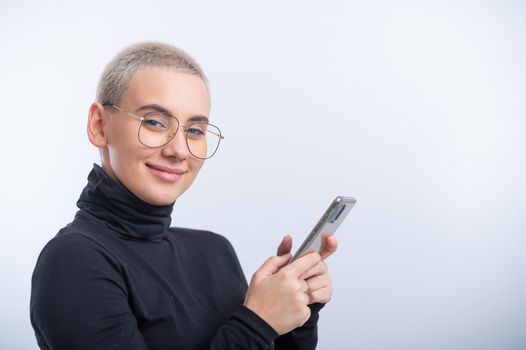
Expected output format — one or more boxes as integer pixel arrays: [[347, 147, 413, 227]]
[[141, 193, 177, 206], [141, 187, 186, 206]]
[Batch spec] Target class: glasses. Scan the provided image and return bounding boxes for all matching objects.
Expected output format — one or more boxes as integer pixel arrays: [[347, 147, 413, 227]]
[[103, 104, 224, 160]]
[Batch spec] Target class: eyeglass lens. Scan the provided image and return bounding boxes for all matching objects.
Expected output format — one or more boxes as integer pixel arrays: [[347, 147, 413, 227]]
[[138, 112, 221, 159]]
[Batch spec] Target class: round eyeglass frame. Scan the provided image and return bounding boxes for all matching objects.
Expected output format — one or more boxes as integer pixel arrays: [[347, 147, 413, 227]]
[[102, 103, 224, 159]]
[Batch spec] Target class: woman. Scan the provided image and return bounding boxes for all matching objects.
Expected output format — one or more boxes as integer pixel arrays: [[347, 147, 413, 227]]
[[30, 42, 337, 349]]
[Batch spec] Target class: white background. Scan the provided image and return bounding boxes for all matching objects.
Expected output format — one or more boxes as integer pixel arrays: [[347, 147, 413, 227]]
[[1, 1, 525, 349]]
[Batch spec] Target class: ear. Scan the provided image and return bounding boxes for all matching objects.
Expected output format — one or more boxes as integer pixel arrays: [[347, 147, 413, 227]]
[[87, 102, 110, 148]]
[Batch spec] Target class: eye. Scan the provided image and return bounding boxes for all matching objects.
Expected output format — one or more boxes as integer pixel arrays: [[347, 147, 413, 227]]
[[142, 113, 171, 131], [186, 124, 207, 139]]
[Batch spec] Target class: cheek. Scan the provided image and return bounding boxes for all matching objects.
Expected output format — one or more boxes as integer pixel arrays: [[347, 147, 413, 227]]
[[108, 142, 145, 171], [181, 159, 204, 188], [107, 124, 138, 158], [189, 159, 205, 175], [106, 127, 152, 175]]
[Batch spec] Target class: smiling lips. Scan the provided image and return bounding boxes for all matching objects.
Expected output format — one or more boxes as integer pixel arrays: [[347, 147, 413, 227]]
[[146, 164, 187, 183]]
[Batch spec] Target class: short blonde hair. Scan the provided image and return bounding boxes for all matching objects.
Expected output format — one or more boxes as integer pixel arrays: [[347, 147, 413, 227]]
[[96, 42, 208, 105]]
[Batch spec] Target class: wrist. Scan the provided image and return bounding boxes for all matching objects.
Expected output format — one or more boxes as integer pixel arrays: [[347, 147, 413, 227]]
[[237, 305, 279, 339]]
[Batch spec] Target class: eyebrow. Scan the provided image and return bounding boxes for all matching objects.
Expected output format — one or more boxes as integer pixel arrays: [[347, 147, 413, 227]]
[[135, 103, 209, 122]]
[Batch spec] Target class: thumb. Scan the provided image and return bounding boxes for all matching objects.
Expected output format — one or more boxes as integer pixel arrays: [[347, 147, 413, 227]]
[[255, 254, 292, 279], [276, 235, 293, 256]]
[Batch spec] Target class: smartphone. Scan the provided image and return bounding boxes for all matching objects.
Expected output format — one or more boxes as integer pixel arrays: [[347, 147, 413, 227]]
[[290, 196, 356, 262]]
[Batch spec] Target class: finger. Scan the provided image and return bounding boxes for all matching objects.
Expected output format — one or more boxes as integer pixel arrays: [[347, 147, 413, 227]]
[[308, 286, 332, 304], [254, 254, 292, 280], [305, 274, 331, 292], [282, 252, 322, 278], [299, 261, 327, 281], [276, 235, 293, 256], [299, 279, 309, 293], [319, 234, 338, 260]]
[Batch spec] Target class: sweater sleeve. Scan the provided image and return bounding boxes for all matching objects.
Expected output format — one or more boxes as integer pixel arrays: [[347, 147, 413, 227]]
[[274, 303, 325, 349], [204, 235, 278, 348], [31, 231, 323, 350], [30, 234, 149, 350], [31, 232, 276, 350], [208, 303, 325, 350], [208, 305, 278, 349]]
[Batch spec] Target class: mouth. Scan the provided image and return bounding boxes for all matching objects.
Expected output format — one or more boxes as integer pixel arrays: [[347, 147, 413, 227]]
[[146, 163, 188, 183]]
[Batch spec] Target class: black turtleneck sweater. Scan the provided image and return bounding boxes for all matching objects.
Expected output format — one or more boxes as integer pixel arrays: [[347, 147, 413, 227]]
[[30, 164, 323, 349]]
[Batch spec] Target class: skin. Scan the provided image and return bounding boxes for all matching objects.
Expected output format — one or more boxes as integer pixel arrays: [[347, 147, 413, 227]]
[[244, 235, 338, 335], [86, 65, 337, 335], [277, 234, 337, 304], [87, 67, 209, 206]]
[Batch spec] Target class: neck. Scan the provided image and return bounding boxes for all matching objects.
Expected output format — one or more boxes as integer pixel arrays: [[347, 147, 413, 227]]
[[76, 164, 174, 242]]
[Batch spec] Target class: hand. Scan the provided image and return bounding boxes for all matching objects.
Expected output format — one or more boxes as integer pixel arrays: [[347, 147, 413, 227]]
[[244, 252, 322, 335], [300, 258, 332, 304], [277, 234, 337, 304]]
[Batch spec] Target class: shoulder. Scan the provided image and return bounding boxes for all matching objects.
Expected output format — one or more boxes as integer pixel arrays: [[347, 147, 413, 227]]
[[38, 227, 95, 261], [166, 227, 247, 284], [167, 226, 238, 256], [34, 226, 120, 278], [168, 226, 233, 245], [31, 226, 127, 312]]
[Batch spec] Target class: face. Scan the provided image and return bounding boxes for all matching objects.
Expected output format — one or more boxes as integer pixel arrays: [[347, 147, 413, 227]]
[[100, 67, 210, 205]]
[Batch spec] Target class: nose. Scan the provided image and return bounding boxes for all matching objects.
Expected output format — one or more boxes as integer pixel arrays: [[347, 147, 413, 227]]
[[161, 127, 190, 160]]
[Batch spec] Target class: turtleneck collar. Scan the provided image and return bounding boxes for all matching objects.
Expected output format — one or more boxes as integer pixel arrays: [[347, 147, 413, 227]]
[[76, 164, 174, 242]]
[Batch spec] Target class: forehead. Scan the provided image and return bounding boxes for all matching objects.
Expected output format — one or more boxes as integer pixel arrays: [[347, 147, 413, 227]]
[[120, 66, 210, 116]]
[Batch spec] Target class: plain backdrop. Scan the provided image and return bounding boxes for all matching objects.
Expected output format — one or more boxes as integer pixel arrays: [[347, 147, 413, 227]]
[[1, 1, 525, 349]]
